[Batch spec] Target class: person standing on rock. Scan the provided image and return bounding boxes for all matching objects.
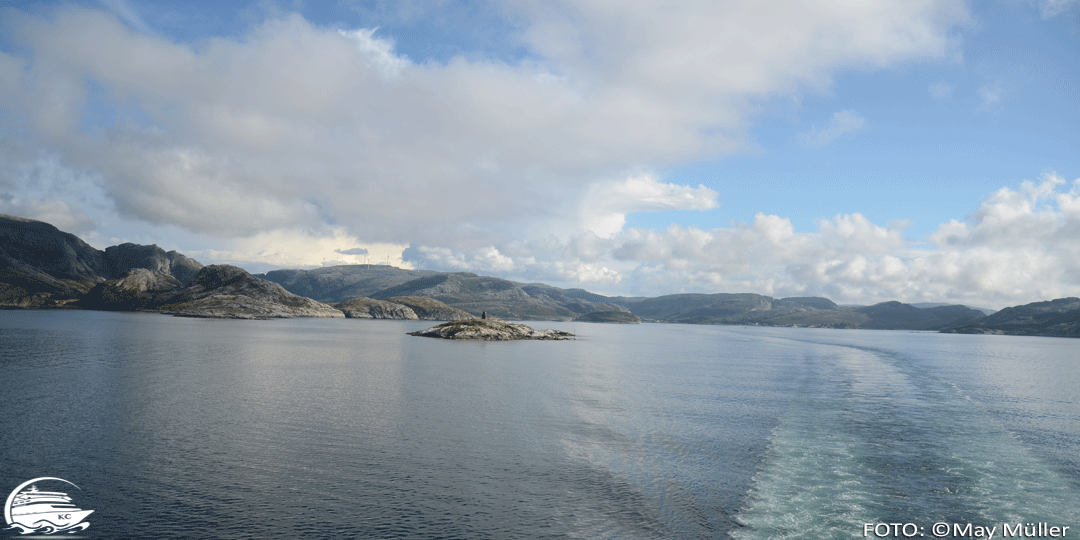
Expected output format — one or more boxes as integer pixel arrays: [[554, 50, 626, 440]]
[[481, 311, 486, 319]]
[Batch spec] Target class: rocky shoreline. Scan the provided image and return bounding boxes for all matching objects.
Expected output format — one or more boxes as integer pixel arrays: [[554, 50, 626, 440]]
[[408, 319, 575, 341]]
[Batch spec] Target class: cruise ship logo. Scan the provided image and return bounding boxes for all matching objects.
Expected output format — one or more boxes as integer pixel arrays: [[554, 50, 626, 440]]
[[3, 478, 93, 535]]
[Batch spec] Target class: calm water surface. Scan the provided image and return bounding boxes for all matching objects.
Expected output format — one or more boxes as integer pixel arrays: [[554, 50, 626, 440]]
[[1, 310, 1078, 539]]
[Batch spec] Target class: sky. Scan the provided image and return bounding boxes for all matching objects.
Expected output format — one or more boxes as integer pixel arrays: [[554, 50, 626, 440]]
[[0, 0, 1078, 309]]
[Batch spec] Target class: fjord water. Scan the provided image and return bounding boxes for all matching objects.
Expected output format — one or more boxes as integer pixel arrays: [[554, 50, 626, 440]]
[[1, 311, 1078, 539]]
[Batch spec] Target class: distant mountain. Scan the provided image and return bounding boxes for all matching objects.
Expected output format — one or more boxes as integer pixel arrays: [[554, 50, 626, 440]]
[[573, 311, 642, 323], [260, 266, 633, 320], [4, 213, 1071, 336], [625, 293, 985, 330], [368, 273, 629, 319], [912, 302, 996, 316], [257, 265, 437, 302], [941, 298, 1080, 337], [851, 301, 985, 330]]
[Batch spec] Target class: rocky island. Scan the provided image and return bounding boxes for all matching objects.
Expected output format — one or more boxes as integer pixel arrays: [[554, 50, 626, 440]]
[[408, 318, 575, 341]]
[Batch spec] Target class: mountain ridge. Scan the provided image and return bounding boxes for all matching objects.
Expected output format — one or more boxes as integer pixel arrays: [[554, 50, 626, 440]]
[[3, 213, 1077, 336]]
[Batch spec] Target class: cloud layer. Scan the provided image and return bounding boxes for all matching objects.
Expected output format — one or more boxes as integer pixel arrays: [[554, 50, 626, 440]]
[[8, 2, 1077, 308], [404, 173, 1080, 308], [0, 2, 967, 242]]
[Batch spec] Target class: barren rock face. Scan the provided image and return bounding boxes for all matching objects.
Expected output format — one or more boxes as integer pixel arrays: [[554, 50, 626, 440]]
[[386, 296, 473, 320], [163, 294, 345, 319], [161, 265, 344, 319], [79, 269, 187, 311], [408, 318, 575, 341], [102, 243, 204, 285], [335, 297, 419, 319]]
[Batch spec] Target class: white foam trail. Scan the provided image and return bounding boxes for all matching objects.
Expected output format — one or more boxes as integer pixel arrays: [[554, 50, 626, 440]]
[[735, 343, 1080, 539]]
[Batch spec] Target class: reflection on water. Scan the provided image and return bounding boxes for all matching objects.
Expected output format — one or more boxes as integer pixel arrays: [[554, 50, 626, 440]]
[[1, 311, 1077, 539]]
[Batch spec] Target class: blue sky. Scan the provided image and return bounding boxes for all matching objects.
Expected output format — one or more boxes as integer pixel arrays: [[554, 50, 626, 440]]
[[1, 0, 1078, 308]]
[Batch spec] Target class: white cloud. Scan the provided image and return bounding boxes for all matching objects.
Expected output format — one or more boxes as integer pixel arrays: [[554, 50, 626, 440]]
[[797, 110, 868, 148], [0, 2, 969, 249], [1038, 0, 1080, 18], [0, 195, 95, 234], [402, 174, 1080, 308], [0, 153, 110, 234], [927, 173, 1075, 248], [929, 82, 953, 100], [189, 227, 410, 269], [18, 2, 1069, 307], [338, 28, 410, 77], [580, 175, 719, 237]]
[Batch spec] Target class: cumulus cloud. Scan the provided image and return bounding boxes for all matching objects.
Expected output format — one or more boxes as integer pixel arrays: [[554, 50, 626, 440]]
[[580, 175, 719, 237], [18, 2, 1068, 307], [797, 110, 868, 148], [338, 28, 410, 76], [0, 2, 969, 247], [403, 174, 1080, 308], [189, 227, 410, 269]]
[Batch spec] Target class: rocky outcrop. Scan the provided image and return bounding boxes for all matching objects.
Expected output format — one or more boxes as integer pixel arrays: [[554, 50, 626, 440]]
[[79, 269, 187, 311], [386, 296, 473, 320], [103, 243, 203, 284], [1, 215, 201, 308], [162, 294, 343, 319], [160, 265, 344, 319], [573, 311, 642, 323], [335, 297, 419, 319], [1, 214, 107, 306], [408, 318, 575, 341], [333, 296, 478, 320], [77, 264, 343, 319], [1, 255, 90, 308]]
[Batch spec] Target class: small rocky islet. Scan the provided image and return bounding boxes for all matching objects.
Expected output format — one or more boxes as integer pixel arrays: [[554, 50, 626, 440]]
[[408, 318, 575, 341]]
